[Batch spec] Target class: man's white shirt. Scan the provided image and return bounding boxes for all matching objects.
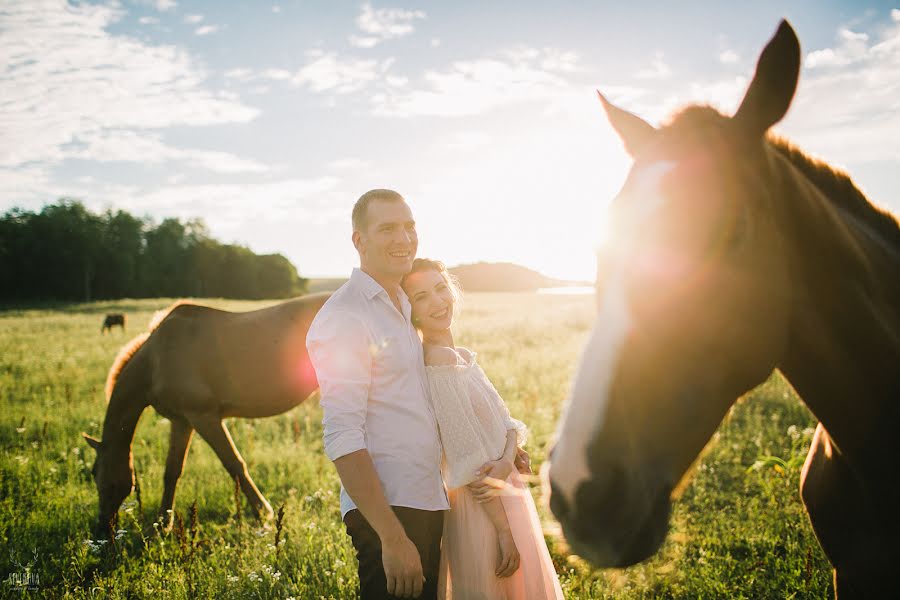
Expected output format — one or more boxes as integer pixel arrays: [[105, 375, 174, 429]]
[[306, 268, 449, 518]]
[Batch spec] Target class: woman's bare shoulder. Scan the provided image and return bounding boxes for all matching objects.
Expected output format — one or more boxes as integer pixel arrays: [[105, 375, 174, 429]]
[[423, 345, 459, 367]]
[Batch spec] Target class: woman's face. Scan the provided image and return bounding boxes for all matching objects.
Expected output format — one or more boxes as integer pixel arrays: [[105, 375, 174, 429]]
[[403, 269, 455, 333]]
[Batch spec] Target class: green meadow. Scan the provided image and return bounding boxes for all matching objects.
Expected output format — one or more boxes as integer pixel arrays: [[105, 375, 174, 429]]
[[1, 294, 832, 598]]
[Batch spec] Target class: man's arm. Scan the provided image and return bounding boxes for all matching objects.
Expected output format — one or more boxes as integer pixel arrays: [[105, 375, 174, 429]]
[[334, 450, 424, 598], [307, 310, 424, 599], [468, 430, 517, 502]]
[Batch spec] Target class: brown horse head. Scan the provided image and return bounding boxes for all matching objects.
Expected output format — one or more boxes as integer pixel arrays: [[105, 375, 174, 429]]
[[83, 433, 134, 534], [546, 21, 802, 566]]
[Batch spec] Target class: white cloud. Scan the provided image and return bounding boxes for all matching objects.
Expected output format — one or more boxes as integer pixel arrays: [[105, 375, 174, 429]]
[[444, 131, 491, 150], [262, 68, 292, 81], [0, 166, 58, 209], [349, 35, 379, 49], [787, 18, 900, 164], [719, 49, 739, 64], [385, 74, 408, 87], [0, 1, 259, 169], [225, 67, 254, 80], [154, 0, 177, 11], [371, 47, 582, 117], [272, 5, 282, 14], [350, 2, 425, 48], [195, 24, 219, 36], [327, 157, 370, 170], [65, 130, 270, 173], [635, 51, 672, 80], [807, 28, 871, 67], [291, 50, 392, 94], [183, 14, 204, 24], [139, 16, 159, 25], [126, 177, 342, 235], [611, 14, 900, 175]]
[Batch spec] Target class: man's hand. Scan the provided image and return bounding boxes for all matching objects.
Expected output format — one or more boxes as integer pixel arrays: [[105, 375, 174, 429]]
[[381, 534, 425, 598], [514, 447, 531, 475], [468, 458, 514, 503]]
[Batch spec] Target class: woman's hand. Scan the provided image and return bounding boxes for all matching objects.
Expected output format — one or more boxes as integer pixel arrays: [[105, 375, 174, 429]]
[[514, 447, 531, 475], [467, 459, 514, 503], [495, 530, 520, 578]]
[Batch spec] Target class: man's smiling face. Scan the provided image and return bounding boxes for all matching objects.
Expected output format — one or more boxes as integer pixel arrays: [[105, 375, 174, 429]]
[[355, 198, 418, 281]]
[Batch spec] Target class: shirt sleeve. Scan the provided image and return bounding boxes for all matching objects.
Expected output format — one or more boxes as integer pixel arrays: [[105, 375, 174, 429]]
[[306, 309, 372, 462]]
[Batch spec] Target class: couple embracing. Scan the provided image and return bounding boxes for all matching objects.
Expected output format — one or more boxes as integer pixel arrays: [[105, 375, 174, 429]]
[[306, 189, 564, 599]]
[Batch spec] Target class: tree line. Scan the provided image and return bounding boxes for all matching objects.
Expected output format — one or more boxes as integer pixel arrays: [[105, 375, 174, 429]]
[[0, 200, 308, 302]]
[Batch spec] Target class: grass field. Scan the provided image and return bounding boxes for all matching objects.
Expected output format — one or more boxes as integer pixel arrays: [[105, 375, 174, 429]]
[[1, 294, 832, 598]]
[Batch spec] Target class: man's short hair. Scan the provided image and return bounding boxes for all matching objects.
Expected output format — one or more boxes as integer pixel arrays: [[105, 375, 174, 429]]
[[352, 189, 406, 232]]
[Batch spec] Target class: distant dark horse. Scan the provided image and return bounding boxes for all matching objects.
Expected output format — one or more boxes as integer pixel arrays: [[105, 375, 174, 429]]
[[546, 21, 899, 598], [83, 294, 330, 534], [101, 313, 126, 334]]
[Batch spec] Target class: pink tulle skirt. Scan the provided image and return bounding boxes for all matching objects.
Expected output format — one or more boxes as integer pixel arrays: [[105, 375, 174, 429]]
[[438, 472, 564, 600]]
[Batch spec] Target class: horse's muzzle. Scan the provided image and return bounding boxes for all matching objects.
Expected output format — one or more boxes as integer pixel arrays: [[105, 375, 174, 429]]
[[549, 465, 672, 568]]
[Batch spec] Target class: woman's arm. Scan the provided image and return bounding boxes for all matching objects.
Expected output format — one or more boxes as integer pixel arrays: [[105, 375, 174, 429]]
[[480, 496, 520, 577], [468, 430, 517, 503]]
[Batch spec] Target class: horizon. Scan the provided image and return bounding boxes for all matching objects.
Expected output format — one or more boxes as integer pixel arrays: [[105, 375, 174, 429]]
[[3, 1, 899, 281]]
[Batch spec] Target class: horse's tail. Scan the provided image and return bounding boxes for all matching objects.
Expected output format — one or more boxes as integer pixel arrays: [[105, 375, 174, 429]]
[[104, 301, 192, 402]]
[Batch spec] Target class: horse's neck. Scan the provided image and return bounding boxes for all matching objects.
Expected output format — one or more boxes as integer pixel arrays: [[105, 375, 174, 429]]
[[100, 379, 147, 452], [777, 164, 900, 460]]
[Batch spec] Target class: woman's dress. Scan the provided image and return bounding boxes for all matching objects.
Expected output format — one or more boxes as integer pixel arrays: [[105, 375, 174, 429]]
[[425, 348, 564, 600]]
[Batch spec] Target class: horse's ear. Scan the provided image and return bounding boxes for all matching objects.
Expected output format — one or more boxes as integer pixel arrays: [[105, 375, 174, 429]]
[[732, 20, 801, 137], [82, 432, 102, 452], [598, 91, 657, 157]]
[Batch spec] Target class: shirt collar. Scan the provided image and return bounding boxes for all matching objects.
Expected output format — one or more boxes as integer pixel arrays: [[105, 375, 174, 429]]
[[351, 268, 413, 321], [350, 268, 397, 300]]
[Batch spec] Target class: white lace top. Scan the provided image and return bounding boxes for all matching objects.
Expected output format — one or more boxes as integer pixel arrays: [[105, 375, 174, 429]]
[[425, 348, 528, 489]]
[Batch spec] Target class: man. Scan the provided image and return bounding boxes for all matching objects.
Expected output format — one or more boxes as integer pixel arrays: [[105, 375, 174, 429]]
[[306, 189, 447, 599]]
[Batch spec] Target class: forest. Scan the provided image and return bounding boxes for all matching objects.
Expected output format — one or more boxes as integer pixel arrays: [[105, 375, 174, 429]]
[[0, 200, 307, 303]]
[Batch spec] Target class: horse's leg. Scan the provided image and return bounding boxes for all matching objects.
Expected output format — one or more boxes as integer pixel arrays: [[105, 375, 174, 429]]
[[159, 417, 195, 529], [189, 415, 274, 521], [800, 423, 891, 599]]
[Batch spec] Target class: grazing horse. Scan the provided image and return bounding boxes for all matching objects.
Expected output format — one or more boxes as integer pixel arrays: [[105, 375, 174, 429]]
[[545, 20, 899, 598], [101, 313, 126, 333], [82, 293, 330, 534]]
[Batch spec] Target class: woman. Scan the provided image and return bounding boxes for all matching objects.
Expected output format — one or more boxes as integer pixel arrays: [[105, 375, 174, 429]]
[[401, 258, 563, 600]]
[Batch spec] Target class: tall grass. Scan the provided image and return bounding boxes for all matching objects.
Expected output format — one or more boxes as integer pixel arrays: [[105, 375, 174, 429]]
[[0, 295, 831, 598]]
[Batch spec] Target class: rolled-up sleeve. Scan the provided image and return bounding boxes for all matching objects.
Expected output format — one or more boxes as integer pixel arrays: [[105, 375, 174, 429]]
[[306, 310, 372, 461]]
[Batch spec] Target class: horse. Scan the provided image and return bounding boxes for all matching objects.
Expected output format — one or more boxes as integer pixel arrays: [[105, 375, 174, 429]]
[[545, 20, 899, 598], [82, 293, 330, 535], [101, 313, 126, 334]]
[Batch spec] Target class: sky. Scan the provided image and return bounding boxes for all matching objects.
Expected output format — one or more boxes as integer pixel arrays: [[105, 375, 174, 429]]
[[2, 1, 899, 281]]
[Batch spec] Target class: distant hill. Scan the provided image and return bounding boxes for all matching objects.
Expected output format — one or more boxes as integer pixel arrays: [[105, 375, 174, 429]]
[[449, 262, 586, 292], [306, 262, 587, 294], [306, 278, 348, 293]]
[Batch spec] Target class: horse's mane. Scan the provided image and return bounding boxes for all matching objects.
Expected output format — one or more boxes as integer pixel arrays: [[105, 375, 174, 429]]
[[104, 301, 195, 402], [768, 137, 900, 245], [664, 105, 899, 246]]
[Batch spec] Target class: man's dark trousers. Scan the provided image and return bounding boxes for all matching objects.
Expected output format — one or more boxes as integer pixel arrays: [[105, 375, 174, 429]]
[[343, 506, 445, 600]]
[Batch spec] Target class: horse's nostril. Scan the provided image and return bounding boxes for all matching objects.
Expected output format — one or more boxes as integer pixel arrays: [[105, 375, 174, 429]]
[[576, 463, 627, 518], [548, 479, 570, 519]]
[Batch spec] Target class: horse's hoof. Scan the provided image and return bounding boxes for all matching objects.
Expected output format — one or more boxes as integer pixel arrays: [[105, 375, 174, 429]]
[[254, 504, 275, 522], [155, 511, 174, 534]]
